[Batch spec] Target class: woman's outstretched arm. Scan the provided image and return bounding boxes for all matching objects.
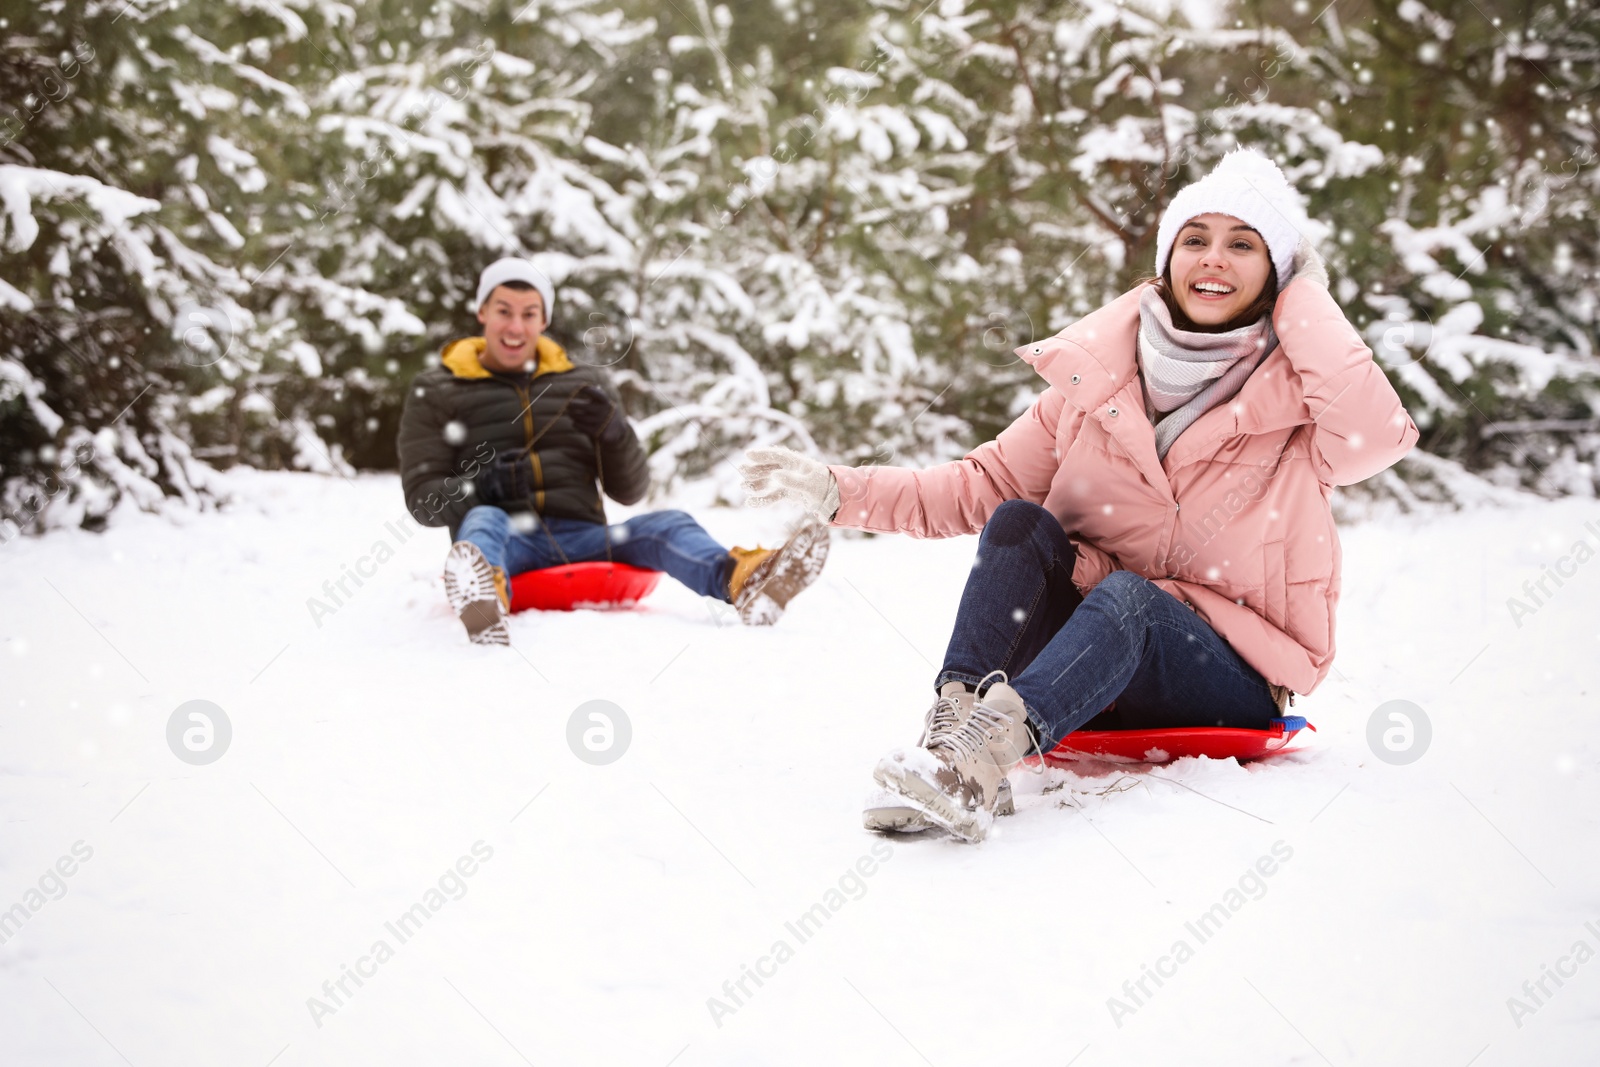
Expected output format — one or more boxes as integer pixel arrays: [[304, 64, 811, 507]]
[[825, 387, 1067, 538], [1275, 278, 1421, 486]]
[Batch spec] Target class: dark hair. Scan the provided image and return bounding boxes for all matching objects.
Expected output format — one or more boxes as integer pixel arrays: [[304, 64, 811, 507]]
[[481, 279, 545, 316]]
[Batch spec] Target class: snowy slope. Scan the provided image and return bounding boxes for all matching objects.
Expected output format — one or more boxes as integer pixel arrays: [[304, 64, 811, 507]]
[[1, 469, 1597, 1067]]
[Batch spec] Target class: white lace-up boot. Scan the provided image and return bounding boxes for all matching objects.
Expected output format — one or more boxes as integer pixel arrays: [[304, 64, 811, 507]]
[[864, 677, 1020, 836], [871, 671, 1034, 842]]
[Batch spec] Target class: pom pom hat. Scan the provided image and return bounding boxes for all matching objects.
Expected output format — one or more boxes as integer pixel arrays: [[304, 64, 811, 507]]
[[475, 257, 555, 324], [1154, 148, 1310, 289]]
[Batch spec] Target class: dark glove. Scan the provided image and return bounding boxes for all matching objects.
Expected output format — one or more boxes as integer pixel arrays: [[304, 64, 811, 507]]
[[567, 384, 630, 446], [473, 453, 534, 506]]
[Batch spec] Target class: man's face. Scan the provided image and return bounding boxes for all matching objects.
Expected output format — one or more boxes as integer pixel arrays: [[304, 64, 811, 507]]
[[475, 286, 546, 372]]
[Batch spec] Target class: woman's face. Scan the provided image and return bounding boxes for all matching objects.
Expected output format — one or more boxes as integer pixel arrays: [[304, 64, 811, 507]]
[[1167, 213, 1273, 328]]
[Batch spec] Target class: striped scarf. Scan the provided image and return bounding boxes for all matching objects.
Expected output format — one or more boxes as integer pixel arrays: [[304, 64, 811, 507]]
[[1137, 286, 1277, 460]]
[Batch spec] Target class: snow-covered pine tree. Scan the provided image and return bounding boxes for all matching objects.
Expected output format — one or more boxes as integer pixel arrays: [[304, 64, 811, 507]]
[[286, 0, 726, 476], [1306, 0, 1599, 497], [611, 0, 998, 476], [5, 0, 1596, 543], [740, 0, 1386, 454], [572, 0, 822, 498], [0, 0, 693, 532], [0, 0, 263, 535], [0, 0, 427, 535]]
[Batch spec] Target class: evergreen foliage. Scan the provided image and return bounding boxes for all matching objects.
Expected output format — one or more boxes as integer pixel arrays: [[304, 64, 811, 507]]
[[2, 0, 1595, 536]]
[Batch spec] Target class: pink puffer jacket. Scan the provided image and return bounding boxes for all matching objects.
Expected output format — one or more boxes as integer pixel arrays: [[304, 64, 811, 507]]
[[828, 278, 1420, 696]]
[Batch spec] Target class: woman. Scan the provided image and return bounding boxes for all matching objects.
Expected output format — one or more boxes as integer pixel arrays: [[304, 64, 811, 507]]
[[739, 149, 1419, 842]]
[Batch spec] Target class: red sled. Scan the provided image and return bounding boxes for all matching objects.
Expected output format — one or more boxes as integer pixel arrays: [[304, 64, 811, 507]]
[[1035, 716, 1314, 766], [508, 562, 662, 612]]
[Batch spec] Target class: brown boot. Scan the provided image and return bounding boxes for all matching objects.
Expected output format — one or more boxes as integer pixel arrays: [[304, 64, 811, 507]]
[[863, 682, 1014, 833], [872, 672, 1034, 842], [443, 541, 510, 646], [727, 518, 830, 625]]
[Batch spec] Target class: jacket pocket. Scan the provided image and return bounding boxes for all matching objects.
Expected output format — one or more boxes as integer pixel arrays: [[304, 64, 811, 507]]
[[1262, 539, 1287, 631]]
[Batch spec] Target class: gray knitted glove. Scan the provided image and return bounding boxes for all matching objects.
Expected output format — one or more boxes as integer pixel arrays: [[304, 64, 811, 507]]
[[737, 446, 840, 521]]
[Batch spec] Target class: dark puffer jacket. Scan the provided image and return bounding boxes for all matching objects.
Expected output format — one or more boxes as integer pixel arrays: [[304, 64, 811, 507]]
[[397, 335, 650, 539]]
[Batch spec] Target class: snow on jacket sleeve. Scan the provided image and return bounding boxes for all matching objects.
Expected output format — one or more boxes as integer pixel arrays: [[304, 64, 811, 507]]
[[1274, 279, 1421, 486], [827, 388, 1065, 537]]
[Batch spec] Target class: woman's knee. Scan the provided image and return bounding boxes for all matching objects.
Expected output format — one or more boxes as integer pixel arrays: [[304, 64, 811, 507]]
[[984, 498, 1055, 548]]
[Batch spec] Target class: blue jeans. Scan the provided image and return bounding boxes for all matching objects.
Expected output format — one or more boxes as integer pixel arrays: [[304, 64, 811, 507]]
[[937, 499, 1280, 748], [457, 505, 735, 601]]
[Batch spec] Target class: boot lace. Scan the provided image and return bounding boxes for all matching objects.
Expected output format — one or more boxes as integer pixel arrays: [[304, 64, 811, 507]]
[[918, 693, 964, 747], [930, 670, 1014, 765], [929, 669, 1045, 776]]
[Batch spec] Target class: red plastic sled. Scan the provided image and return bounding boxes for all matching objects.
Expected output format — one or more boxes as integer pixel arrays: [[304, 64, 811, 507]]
[[508, 562, 662, 612], [1036, 717, 1314, 766]]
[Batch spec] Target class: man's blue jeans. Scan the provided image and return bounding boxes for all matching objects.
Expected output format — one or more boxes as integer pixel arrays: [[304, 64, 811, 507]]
[[457, 505, 735, 602], [937, 499, 1280, 748]]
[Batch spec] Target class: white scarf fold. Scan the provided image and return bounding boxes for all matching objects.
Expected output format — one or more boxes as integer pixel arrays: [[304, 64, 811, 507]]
[[1137, 286, 1277, 459]]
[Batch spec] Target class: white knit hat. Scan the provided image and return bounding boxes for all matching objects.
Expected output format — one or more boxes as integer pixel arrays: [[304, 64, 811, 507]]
[[1154, 149, 1310, 289], [474, 257, 555, 323]]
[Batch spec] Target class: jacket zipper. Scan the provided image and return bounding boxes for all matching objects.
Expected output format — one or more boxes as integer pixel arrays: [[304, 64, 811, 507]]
[[513, 380, 545, 510]]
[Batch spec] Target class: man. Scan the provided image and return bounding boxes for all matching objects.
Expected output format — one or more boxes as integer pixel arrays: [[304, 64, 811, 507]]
[[397, 257, 828, 645]]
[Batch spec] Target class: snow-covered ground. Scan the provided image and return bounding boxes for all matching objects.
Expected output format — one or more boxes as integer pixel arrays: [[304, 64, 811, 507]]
[[2, 468, 1597, 1067]]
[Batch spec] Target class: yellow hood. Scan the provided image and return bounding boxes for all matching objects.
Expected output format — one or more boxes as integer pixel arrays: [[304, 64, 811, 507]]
[[440, 335, 574, 379]]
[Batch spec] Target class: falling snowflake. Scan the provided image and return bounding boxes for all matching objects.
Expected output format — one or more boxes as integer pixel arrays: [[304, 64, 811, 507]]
[[443, 421, 466, 444], [510, 512, 540, 534], [1011, 607, 1026, 623]]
